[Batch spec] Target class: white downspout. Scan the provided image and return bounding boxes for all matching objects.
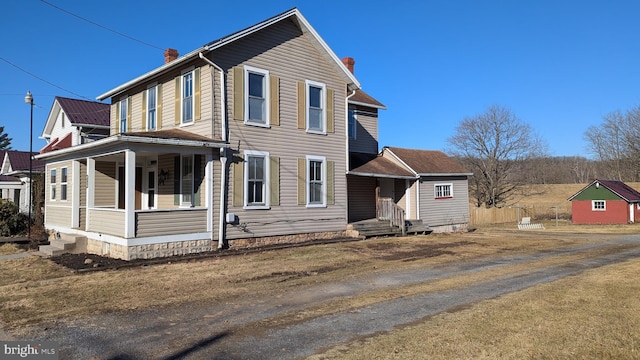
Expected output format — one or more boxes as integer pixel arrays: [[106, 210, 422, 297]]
[[199, 51, 228, 249], [345, 89, 356, 172]]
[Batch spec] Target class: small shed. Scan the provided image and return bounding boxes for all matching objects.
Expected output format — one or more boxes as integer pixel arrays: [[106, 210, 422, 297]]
[[568, 179, 640, 224]]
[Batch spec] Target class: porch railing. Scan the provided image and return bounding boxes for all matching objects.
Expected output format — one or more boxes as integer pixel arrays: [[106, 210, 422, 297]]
[[377, 197, 406, 235]]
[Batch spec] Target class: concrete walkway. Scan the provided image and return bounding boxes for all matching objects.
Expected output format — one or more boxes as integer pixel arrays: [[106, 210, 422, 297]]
[[0, 252, 31, 261]]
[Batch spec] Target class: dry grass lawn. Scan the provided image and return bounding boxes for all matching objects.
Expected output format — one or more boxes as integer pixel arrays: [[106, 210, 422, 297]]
[[0, 243, 23, 256]]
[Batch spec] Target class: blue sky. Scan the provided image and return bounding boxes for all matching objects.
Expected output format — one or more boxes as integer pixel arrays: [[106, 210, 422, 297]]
[[2, 0, 639, 156]]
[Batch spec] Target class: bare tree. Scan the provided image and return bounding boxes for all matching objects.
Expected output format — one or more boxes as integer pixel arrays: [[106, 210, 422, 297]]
[[448, 105, 546, 207], [584, 106, 640, 181]]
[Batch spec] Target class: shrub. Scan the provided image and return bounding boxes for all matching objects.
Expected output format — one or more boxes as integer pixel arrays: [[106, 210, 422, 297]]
[[0, 199, 28, 236]]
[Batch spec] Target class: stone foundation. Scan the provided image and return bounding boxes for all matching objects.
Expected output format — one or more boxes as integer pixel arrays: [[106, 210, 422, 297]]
[[430, 223, 469, 234], [85, 238, 212, 260], [230, 231, 348, 250]]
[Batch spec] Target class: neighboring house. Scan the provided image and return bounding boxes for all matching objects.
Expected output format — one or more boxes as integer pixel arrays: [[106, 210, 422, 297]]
[[568, 179, 640, 224], [36, 8, 471, 260], [40, 97, 110, 153], [348, 146, 472, 233], [0, 150, 45, 213]]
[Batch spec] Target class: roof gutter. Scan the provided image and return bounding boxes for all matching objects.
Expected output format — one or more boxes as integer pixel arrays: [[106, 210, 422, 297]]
[[347, 171, 417, 180], [348, 100, 387, 110]]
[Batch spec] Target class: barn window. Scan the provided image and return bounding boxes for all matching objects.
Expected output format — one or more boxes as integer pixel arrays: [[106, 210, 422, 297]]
[[592, 200, 606, 211]]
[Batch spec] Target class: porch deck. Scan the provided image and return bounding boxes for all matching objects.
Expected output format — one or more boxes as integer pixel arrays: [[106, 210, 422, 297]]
[[347, 219, 432, 238]]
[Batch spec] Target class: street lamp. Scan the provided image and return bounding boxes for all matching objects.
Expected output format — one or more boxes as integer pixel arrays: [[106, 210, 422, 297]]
[[24, 91, 33, 241]]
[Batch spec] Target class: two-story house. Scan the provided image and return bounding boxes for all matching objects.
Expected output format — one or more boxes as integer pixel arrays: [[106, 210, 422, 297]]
[[36, 8, 471, 259]]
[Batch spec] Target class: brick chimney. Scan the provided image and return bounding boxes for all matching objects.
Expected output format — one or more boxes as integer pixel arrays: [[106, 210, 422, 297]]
[[164, 48, 179, 64], [342, 57, 355, 74]]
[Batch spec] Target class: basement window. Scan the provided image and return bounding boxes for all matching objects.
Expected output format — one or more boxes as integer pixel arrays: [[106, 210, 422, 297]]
[[592, 200, 606, 211]]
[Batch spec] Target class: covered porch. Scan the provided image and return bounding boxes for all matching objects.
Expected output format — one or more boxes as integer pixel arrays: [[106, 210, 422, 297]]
[[37, 130, 228, 259]]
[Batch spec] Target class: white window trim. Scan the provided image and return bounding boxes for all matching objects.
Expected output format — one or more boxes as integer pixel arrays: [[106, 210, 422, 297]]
[[60, 167, 68, 201], [244, 66, 270, 128], [434, 183, 453, 199], [119, 98, 127, 133], [306, 155, 326, 208], [180, 155, 194, 207], [348, 108, 357, 140], [50, 168, 57, 201], [592, 200, 606, 211], [244, 150, 270, 210], [144, 158, 158, 210], [146, 84, 158, 131], [180, 67, 195, 126], [305, 80, 326, 134]]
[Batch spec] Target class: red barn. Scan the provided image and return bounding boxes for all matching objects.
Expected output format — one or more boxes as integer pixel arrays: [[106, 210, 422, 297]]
[[568, 179, 640, 224]]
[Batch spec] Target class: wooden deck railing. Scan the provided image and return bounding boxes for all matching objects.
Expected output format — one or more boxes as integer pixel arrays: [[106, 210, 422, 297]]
[[377, 198, 406, 235]]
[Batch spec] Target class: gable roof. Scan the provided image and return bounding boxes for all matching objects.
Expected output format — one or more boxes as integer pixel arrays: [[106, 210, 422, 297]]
[[568, 179, 640, 202], [97, 8, 359, 101], [384, 147, 471, 176], [4, 151, 45, 174], [42, 97, 110, 138], [349, 155, 415, 179], [349, 89, 386, 109]]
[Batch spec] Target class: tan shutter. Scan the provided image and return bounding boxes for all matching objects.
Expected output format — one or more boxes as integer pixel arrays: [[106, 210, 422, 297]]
[[233, 67, 244, 122], [174, 77, 181, 125], [233, 154, 244, 207], [141, 91, 147, 131], [297, 82, 306, 129], [157, 84, 163, 129], [114, 102, 120, 134], [270, 156, 280, 206], [326, 88, 334, 133], [194, 68, 201, 121], [126, 97, 132, 132], [327, 160, 335, 205], [297, 158, 306, 205], [270, 75, 279, 126]]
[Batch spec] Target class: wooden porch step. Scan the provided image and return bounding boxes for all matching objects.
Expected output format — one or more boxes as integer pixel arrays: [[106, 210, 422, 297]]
[[405, 219, 432, 235], [347, 219, 403, 238]]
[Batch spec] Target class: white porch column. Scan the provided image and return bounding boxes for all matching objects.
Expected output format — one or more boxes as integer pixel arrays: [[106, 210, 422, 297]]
[[86, 157, 95, 231], [71, 160, 80, 228], [124, 150, 136, 238], [405, 179, 411, 219], [630, 203, 635, 223]]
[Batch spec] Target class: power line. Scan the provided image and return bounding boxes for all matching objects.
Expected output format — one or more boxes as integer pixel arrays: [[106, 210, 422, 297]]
[[39, 0, 164, 51], [0, 57, 93, 101]]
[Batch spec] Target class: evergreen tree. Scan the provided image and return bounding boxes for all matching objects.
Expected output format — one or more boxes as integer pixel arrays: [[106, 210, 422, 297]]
[[0, 126, 12, 150]]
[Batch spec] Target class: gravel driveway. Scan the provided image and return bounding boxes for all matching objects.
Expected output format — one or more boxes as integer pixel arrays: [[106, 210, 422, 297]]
[[16, 234, 640, 359]]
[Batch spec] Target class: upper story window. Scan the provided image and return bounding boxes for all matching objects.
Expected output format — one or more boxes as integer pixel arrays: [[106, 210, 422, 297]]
[[592, 200, 606, 211], [61, 113, 66, 128], [147, 86, 157, 130], [306, 80, 326, 133], [119, 98, 128, 133], [348, 109, 357, 139], [435, 183, 453, 199], [182, 71, 194, 124], [245, 66, 269, 126]]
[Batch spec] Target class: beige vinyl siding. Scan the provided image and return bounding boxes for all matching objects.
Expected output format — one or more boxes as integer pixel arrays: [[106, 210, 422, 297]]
[[94, 161, 116, 207], [129, 93, 143, 132], [157, 154, 174, 209], [347, 175, 376, 222], [217, 18, 349, 240], [45, 205, 72, 227], [395, 179, 407, 211], [349, 105, 379, 154], [136, 209, 207, 237], [419, 177, 470, 227], [408, 180, 418, 220], [109, 103, 117, 135], [89, 209, 124, 236]]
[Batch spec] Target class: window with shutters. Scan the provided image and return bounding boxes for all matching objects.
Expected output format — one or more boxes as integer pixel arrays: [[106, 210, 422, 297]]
[[306, 81, 326, 133], [182, 71, 194, 124], [244, 150, 270, 209], [147, 85, 157, 130], [119, 98, 128, 133], [306, 155, 326, 207], [245, 66, 269, 126]]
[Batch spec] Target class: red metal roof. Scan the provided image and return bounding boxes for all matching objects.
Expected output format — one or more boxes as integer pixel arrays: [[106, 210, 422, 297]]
[[6, 151, 44, 172], [385, 147, 470, 175], [56, 97, 110, 126], [568, 179, 640, 202]]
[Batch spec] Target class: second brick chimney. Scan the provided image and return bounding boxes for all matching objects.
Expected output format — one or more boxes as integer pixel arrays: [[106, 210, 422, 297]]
[[164, 48, 179, 64], [342, 57, 355, 74]]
